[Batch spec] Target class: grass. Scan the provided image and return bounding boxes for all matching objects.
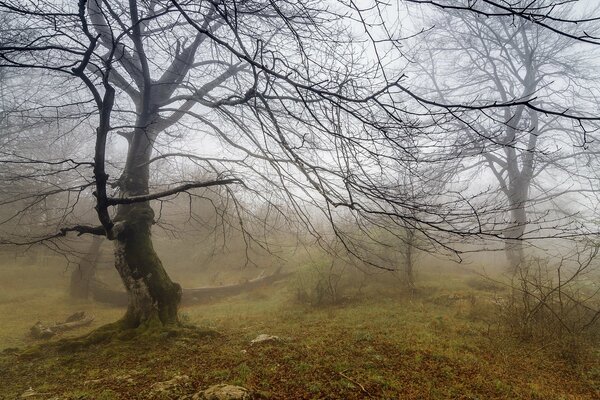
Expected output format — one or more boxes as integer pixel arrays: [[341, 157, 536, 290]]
[[0, 261, 598, 399]]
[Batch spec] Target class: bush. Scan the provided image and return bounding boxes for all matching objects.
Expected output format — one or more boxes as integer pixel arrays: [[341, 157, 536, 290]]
[[496, 256, 600, 364], [293, 260, 365, 306]]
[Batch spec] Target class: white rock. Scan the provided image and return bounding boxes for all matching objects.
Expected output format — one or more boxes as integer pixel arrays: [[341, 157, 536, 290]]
[[20, 387, 49, 398], [151, 374, 190, 393], [194, 384, 252, 400], [250, 334, 280, 345]]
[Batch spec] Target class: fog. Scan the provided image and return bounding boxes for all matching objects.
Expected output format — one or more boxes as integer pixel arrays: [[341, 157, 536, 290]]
[[0, 1, 599, 399]]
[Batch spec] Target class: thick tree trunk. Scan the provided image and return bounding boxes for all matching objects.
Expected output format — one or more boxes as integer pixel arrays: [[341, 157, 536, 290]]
[[70, 236, 104, 299], [113, 202, 181, 328], [110, 111, 182, 329]]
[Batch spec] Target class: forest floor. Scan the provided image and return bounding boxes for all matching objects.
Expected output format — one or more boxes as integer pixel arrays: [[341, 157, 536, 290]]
[[0, 261, 598, 400]]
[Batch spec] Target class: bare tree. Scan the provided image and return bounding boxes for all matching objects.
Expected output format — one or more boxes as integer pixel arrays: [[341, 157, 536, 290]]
[[408, 1, 600, 270], [70, 235, 104, 299], [0, 0, 415, 330], [405, 0, 600, 45]]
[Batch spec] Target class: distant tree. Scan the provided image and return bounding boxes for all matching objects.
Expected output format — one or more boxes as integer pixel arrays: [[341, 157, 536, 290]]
[[409, 1, 600, 270], [70, 235, 104, 299], [406, 0, 600, 46]]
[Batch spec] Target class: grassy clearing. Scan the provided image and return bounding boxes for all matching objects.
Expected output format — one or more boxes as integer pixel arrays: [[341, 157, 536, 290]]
[[0, 262, 598, 399]]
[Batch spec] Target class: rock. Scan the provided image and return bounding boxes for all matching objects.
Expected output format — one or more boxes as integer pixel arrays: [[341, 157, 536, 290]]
[[84, 378, 104, 386], [193, 384, 252, 400], [20, 387, 49, 398], [30, 322, 55, 339], [29, 312, 94, 339], [250, 334, 280, 345], [20, 388, 37, 398], [65, 311, 87, 323], [151, 375, 190, 393]]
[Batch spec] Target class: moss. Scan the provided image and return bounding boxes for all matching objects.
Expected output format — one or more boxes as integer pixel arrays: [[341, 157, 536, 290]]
[[1, 347, 19, 354], [112, 202, 182, 328], [18, 345, 44, 360]]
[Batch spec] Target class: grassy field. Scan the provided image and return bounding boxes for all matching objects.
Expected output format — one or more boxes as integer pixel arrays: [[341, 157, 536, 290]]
[[0, 260, 598, 399]]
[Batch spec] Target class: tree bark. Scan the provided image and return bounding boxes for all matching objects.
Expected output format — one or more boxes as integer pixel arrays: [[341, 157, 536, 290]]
[[504, 211, 526, 273], [505, 181, 528, 273], [403, 229, 416, 290], [111, 112, 182, 329], [112, 202, 181, 328]]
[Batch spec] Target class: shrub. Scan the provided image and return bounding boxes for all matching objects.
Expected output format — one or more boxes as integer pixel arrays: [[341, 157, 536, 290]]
[[293, 260, 365, 306], [496, 255, 600, 364]]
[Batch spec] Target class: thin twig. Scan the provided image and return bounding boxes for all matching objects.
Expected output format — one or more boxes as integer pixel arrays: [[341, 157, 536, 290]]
[[339, 371, 371, 397]]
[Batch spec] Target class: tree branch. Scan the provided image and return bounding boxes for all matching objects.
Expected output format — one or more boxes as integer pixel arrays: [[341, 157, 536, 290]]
[[106, 178, 243, 205]]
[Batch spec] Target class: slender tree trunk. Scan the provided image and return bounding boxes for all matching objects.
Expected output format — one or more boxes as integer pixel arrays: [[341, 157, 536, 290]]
[[505, 207, 526, 272], [70, 235, 104, 299], [505, 181, 528, 273], [404, 229, 416, 290]]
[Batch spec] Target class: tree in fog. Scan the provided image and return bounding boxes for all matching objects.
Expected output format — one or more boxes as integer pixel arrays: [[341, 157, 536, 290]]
[[410, 1, 600, 270], [1, 0, 599, 332], [406, 0, 600, 46], [0, 0, 416, 329]]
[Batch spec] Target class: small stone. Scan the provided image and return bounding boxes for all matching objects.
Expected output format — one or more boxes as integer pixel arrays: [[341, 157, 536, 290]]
[[250, 334, 280, 345], [151, 375, 191, 393], [193, 384, 252, 400], [20, 387, 49, 398]]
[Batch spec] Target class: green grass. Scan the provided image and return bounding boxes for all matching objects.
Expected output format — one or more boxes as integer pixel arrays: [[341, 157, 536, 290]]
[[0, 262, 598, 399]]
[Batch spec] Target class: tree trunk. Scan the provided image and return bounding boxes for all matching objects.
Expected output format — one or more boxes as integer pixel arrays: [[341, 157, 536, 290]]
[[113, 202, 181, 328], [110, 113, 182, 329], [404, 230, 416, 290], [505, 198, 527, 273], [70, 236, 104, 299]]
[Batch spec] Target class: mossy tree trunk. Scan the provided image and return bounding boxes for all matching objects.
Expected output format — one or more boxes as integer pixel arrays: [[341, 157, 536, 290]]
[[111, 113, 181, 328], [113, 203, 181, 328]]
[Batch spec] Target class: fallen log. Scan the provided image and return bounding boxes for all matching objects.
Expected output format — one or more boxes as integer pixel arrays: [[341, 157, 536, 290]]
[[30, 311, 94, 339], [90, 268, 291, 307]]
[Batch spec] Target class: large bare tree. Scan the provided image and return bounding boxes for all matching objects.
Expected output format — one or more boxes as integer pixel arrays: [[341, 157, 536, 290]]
[[0, 0, 411, 329]]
